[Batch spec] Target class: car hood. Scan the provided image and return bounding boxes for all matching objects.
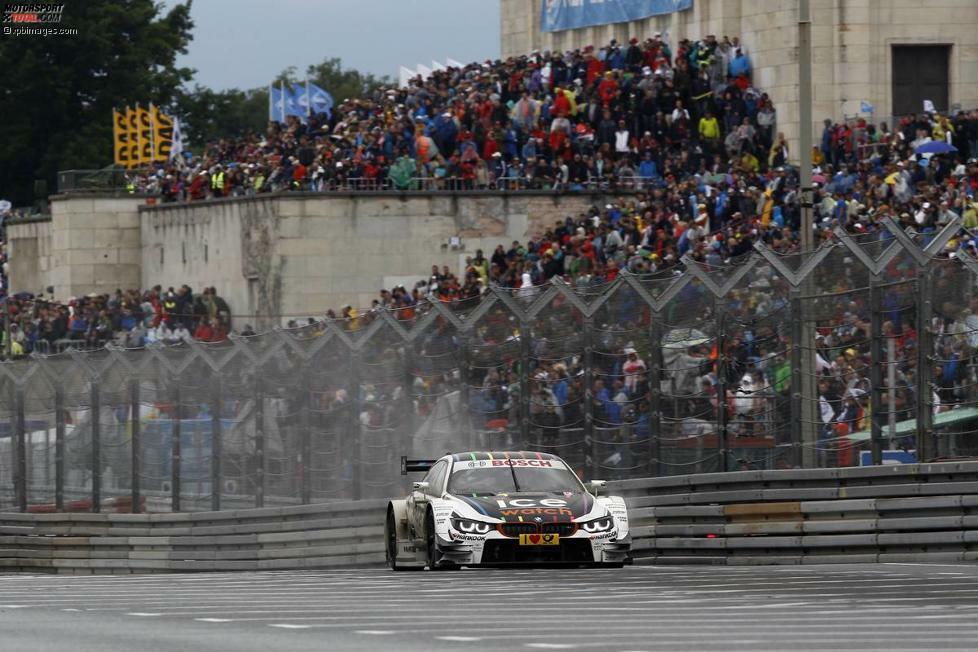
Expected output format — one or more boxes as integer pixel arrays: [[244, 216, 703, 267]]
[[450, 492, 597, 521]]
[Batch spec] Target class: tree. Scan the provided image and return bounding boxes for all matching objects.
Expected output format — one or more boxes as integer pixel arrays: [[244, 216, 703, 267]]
[[173, 85, 267, 149], [0, 0, 195, 206], [304, 58, 390, 104]]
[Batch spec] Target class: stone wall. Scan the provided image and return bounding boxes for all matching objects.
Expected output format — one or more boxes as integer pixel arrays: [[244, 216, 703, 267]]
[[140, 192, 601, 328], [500, 0, 978, 156], [48, 195, 144, 298], [6, 218, 53, 296]]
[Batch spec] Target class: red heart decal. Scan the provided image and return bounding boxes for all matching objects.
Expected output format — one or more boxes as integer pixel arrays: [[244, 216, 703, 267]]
[[529, 534, 541, 544]]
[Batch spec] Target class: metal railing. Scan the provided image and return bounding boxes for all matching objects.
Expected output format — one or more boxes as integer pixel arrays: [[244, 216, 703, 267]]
[[57, 169, 131, 193], [1, 216, 977, 513]]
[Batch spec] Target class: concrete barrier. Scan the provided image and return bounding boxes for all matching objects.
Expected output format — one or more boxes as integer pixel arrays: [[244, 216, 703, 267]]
[[6, 462, 978, 572]]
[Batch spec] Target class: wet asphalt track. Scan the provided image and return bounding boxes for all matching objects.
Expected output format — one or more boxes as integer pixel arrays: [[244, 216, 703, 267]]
[[3, 564, 978, 651]]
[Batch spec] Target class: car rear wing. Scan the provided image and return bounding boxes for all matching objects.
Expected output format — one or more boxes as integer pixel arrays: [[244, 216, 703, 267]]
[[401, 456, 437, 475]]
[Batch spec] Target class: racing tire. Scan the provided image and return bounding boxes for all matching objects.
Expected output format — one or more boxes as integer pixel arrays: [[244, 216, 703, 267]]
[[425, 511, 447, 571], [386, 507, 421, 572]]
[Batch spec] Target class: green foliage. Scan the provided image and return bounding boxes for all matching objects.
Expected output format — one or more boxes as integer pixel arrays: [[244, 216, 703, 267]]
[[0, 2, 391, 204], [173, 85, 267, 149], [0, 0, 195, 206], [175, 58, 391, 147], [305, 57, 390, 104]]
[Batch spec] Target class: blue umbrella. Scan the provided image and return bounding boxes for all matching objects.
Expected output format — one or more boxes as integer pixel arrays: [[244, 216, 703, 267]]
[[915, 141, 957, 155]]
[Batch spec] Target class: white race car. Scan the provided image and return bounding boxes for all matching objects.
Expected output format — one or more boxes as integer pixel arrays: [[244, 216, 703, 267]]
[[385, 451, 630, 570]]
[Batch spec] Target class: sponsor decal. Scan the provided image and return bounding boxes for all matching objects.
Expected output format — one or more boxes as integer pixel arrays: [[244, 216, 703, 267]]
[[590, 530, 618, 540], [496, 498, 567, 508], [451, 532, 487, 542], [501, 507, 572, 518], [490, 459, 555, 468], [518, 533, 559, 546], [496, 498, 571, 518]]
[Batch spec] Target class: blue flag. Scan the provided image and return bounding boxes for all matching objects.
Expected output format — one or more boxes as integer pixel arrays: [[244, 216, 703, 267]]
[[284, 87, 304, 118], [269, 85, 285, 122], [860, 101, 875, 114], [292, 83, 310, 116], [307, 82, 334, 118]]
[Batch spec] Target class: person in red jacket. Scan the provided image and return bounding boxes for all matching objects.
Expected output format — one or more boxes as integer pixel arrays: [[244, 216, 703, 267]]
[[585, 48, 604, 86], [194, 317, 226, 343], [598, 71, 618, 105]]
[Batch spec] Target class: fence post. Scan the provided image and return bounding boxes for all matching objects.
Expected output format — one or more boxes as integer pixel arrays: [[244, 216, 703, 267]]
[[789, 289, 804, 469], [171, 381, 181, 512], [211, 377, 222, 511], [715, 299, 729, 473], [130, 379, 141, 514], [583, 316, 596, 479], [55, 381, 65, 511], [458, 331, 474, 452], [300, 367, 311, 505], [916, 272, 935, 461], [14, 387, 26, 512], [869, 276, 884, 466], [254, 374, 264, 508], [648, 316, 663, 477], [519, 319, 531, 450], [350, 351, 362, 501], [90, 379, 101, 513]]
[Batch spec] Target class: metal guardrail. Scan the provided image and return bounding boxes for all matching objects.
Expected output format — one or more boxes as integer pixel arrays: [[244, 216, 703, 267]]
[[615, 460, 978, 565], [5, 461, 978, 572], [56, 169, 666, 197], [0, 499, 387, 573]]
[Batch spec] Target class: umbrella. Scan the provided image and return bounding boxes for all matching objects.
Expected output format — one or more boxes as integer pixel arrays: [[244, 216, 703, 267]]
[[915, 141, 957, 155], [663, 328, 711, 349]]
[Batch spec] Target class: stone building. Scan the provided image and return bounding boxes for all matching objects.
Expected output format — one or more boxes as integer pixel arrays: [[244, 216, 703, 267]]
[[500, 0, 978, 156]]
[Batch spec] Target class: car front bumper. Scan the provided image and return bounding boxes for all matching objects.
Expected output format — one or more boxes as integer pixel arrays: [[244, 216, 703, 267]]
[[436, 533, 631, 567]]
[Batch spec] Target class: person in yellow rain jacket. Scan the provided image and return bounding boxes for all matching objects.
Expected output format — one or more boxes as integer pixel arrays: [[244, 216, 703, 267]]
[[699, 111, 720, 152]]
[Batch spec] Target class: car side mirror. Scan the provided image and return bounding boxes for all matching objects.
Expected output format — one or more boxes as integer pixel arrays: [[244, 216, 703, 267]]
[[412, 481, 430, 492], [589, 480, 606, 495]]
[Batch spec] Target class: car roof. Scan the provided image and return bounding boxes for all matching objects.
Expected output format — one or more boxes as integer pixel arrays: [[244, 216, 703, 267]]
[[448, 451, 562, 462]]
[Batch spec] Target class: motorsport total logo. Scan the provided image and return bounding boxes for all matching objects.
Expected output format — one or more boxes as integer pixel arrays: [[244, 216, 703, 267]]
[[2, 2, 76, 36], [2, 2, 63, 23]]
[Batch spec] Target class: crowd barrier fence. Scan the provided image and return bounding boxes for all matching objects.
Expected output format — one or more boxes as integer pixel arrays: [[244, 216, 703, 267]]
[[1, 216, 977, 515]]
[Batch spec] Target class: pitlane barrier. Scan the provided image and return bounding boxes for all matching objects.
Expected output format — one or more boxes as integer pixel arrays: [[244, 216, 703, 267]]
[[0, 500, 387, 574], [6, 462, 978, 572], [612, 461, 978, 565]]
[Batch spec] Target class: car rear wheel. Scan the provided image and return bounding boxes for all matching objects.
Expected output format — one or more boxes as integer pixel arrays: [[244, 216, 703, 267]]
[[386, 507, 420, 572]]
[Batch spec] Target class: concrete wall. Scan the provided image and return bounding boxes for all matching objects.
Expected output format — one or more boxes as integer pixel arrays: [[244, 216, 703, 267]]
[[48, 196, 144, 298], [500, 0, 978, 157], [6, 218, 53, 296], [140, 192, 598, 328]]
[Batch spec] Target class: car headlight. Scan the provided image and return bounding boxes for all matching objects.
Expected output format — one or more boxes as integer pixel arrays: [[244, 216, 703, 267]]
[[451, 517, 492, 535], [580, 516, 615, 533]]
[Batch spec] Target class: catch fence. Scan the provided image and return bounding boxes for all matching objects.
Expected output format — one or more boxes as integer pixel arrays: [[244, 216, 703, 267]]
[[1, 216, 977, 513]]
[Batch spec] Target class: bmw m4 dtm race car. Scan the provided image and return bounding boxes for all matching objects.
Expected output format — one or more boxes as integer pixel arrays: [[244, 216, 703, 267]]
[[385, 451, 630, 570]]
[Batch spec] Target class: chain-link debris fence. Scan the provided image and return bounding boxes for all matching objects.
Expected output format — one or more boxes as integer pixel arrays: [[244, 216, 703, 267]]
[[1, 216, 976, 512]]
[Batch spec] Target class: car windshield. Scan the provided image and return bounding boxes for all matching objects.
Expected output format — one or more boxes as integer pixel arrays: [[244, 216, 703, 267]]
[[447, 460, 584, 496]]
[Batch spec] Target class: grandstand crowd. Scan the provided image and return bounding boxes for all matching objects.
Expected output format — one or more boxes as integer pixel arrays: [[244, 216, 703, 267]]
[[135, 34, 783, 197], [5, 33, 978, 470]]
